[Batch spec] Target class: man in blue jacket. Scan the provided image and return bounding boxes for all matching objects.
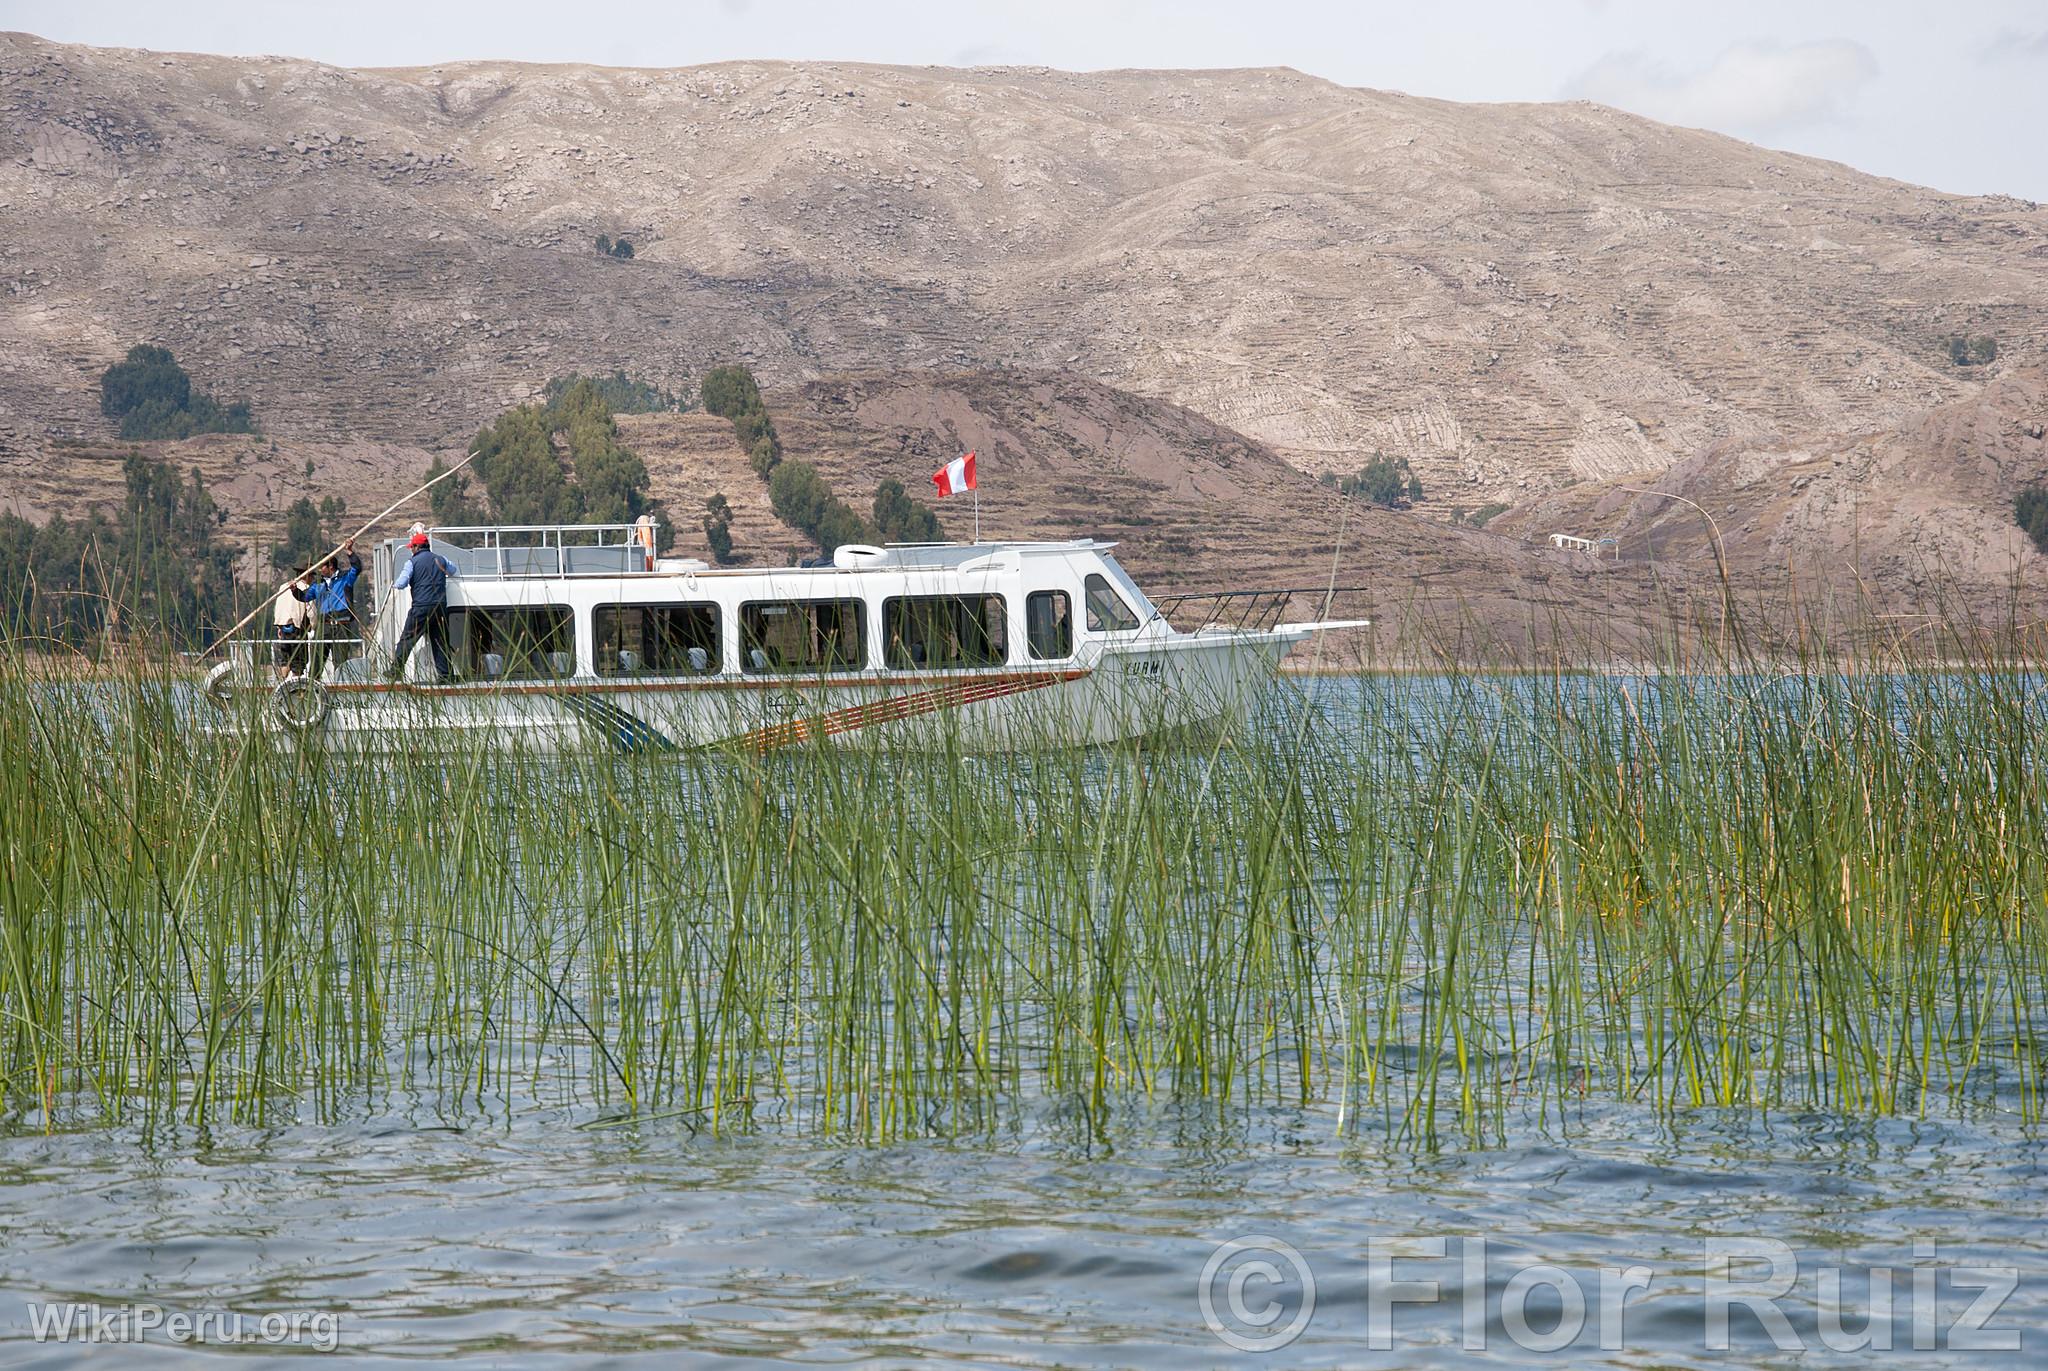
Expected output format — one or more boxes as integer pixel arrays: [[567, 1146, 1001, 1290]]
[[386, 532, 459, 682], [309, 540, 363, 676]]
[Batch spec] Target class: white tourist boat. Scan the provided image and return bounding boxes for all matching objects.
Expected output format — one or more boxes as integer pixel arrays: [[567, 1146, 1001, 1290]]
[[205, 523, 1362, 751]]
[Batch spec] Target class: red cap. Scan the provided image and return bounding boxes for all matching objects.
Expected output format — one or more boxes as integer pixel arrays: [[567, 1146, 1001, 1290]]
[[409, 532, 430, 548]]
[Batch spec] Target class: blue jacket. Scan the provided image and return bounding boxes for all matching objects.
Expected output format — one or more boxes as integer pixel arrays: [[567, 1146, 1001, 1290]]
[[394, 546, 457, 607], [312, 552, 361, 618]]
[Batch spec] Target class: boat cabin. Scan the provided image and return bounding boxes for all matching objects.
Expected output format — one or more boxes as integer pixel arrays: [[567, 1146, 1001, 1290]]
[[372, 525, 1168, 684]]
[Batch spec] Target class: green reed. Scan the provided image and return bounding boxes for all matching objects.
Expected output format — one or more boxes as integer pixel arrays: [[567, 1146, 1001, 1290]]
[[0, 620, 2042, 1145]]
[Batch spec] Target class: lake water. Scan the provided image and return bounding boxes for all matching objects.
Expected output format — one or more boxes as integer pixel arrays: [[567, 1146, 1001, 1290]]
[[5, 671, 2045, 1364], [3, 1097, 2042, 1365]]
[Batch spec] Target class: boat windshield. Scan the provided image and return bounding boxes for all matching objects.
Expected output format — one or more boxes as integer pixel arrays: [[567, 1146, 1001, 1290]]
[[1097, 555, 1159, 625]]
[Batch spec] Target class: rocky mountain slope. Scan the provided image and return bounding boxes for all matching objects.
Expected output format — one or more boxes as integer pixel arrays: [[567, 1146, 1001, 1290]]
[[4, 31, 2047, 648], [767, 369, 1707, 654], [7, 366, 1709, 658], [1496, 367, 2048, 629], [4, 31, 2047, 504]]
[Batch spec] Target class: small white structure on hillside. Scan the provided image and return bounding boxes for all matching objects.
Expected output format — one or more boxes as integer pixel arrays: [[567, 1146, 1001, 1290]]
[[1548, 533, 1621, 561]]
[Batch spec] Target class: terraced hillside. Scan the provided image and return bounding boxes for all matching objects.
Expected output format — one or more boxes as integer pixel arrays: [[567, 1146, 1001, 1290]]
[[1498, 366, 2048, 629], [5, 366, 1715, 656], [768, 370, 1705, 654], [4, 30, 2047, 509]]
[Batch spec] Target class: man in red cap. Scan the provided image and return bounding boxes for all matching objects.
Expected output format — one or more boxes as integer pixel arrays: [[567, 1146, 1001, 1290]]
[[386, 531, 459, 681]]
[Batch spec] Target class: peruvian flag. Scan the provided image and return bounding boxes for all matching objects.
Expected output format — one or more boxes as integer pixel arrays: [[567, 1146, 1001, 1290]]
[[932, 451, 977, 497]]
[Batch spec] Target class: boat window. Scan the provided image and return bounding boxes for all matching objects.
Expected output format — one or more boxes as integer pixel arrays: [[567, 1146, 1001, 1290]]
[[1026, 591, 1072, 660], [884, 594, 1008, 669], [594, 603, 720, 676], [1098, 555, 1160, 623], [1083, 574, 1140, 632], [740, 599, 865, 673], [450, 606, 573, 680]]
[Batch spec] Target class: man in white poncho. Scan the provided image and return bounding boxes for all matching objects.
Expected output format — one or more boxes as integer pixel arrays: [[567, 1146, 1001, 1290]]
[[272, 575, 316, 679]]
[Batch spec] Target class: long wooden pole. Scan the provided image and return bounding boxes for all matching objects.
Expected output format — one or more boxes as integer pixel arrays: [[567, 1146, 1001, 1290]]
[[202, 448, 480, 656]]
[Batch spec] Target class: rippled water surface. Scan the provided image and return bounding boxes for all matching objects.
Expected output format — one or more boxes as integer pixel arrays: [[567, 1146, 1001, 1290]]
[[3, 1100, 2044, 1366], [5, 672, 2046, 1363]]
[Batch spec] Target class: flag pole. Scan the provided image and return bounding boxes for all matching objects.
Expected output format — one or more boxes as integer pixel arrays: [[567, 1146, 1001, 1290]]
[[973, 484, 980, 544]]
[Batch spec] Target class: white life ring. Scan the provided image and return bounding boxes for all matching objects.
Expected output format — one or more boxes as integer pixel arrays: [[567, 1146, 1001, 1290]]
[[831, 544, 887, 567], [272, 676, 330, 731], [203, 658, 253, 710]]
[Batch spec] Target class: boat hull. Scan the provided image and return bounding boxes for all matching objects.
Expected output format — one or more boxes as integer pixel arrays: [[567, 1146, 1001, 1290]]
[[205, 631, 1301, 753]]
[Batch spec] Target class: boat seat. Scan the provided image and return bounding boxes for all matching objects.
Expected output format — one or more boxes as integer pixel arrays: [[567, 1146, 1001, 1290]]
[[547, 651, 573, 677], [482, 652, 505, 679], [564, 546, 638, 574], [617, 649, 641, 673]]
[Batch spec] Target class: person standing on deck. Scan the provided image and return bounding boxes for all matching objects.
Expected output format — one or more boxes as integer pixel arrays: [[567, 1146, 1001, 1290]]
[[272, 574, 316, 680], [386, 532, 458, 682], [309, 539, 363, 676]]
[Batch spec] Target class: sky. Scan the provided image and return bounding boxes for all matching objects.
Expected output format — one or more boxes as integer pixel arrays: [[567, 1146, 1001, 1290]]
[[5, 0, 2046, 200]]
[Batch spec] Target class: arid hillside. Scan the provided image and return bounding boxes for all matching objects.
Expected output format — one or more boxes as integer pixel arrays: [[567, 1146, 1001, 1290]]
[[1497, 367, 2048, 630], [6, 31, 2048, 649], [4, 30, 2047, 505], [5, 365, 1714, 658], [765, 370, 1710, 653]]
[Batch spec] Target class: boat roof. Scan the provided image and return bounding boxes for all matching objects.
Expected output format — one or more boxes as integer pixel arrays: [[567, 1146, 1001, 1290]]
[[398, 524, 1123, 582], [833, 539, 1120, 568]]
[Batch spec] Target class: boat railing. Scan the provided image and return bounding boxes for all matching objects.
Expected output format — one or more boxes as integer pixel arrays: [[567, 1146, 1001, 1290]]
[[424, 522, 658, 579], [217, 632, 380, 668], [1151, 583, 1374, 633]]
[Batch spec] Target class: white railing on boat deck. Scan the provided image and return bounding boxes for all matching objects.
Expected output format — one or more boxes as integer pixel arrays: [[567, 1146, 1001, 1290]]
[[426, 523, 658, 579]]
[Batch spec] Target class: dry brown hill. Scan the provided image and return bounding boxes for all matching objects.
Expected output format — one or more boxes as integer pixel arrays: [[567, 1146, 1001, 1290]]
[[769, 368, 1696, 652], [4, 30, 2046, 507], [5, 32, 2047, 647], [1496, 367, 2048, 630], [5, 365, 1710, 658]]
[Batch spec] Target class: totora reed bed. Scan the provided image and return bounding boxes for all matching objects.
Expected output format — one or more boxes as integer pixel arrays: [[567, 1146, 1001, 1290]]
[[0, 618, 2043, 1149]]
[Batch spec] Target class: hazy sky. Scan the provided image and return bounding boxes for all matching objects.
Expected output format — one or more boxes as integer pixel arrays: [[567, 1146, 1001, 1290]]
[[7, 0, 2046, 200]]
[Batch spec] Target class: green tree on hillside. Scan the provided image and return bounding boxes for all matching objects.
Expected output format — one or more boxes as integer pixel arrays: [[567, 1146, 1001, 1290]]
[[872, 478, 941, 543], [769, 460, 873, 555], [543, 370, 686, 414], [98, 344, 256, 440], [550, 379, 660, 526], [733, 408, 776, 451], [699, 364, 785, 476], [0, 453, 249, 648], [111, 455, 244, 641], [472, 404, 579, 525], [1337, 453, 1423, 508], [767, 461, 829, 532], [424, 455, 485, 527], [100, 345, 190, 419], [272, 495, 348, 574], [2016, 487, 2048, 555], [0, 510, 110, 647], [1948, 334, 1998, 367], [699, 362, 879, 557], [454, 380, 672, 547], [702, 493, 735, 563], [700, 366, 763, 419]]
